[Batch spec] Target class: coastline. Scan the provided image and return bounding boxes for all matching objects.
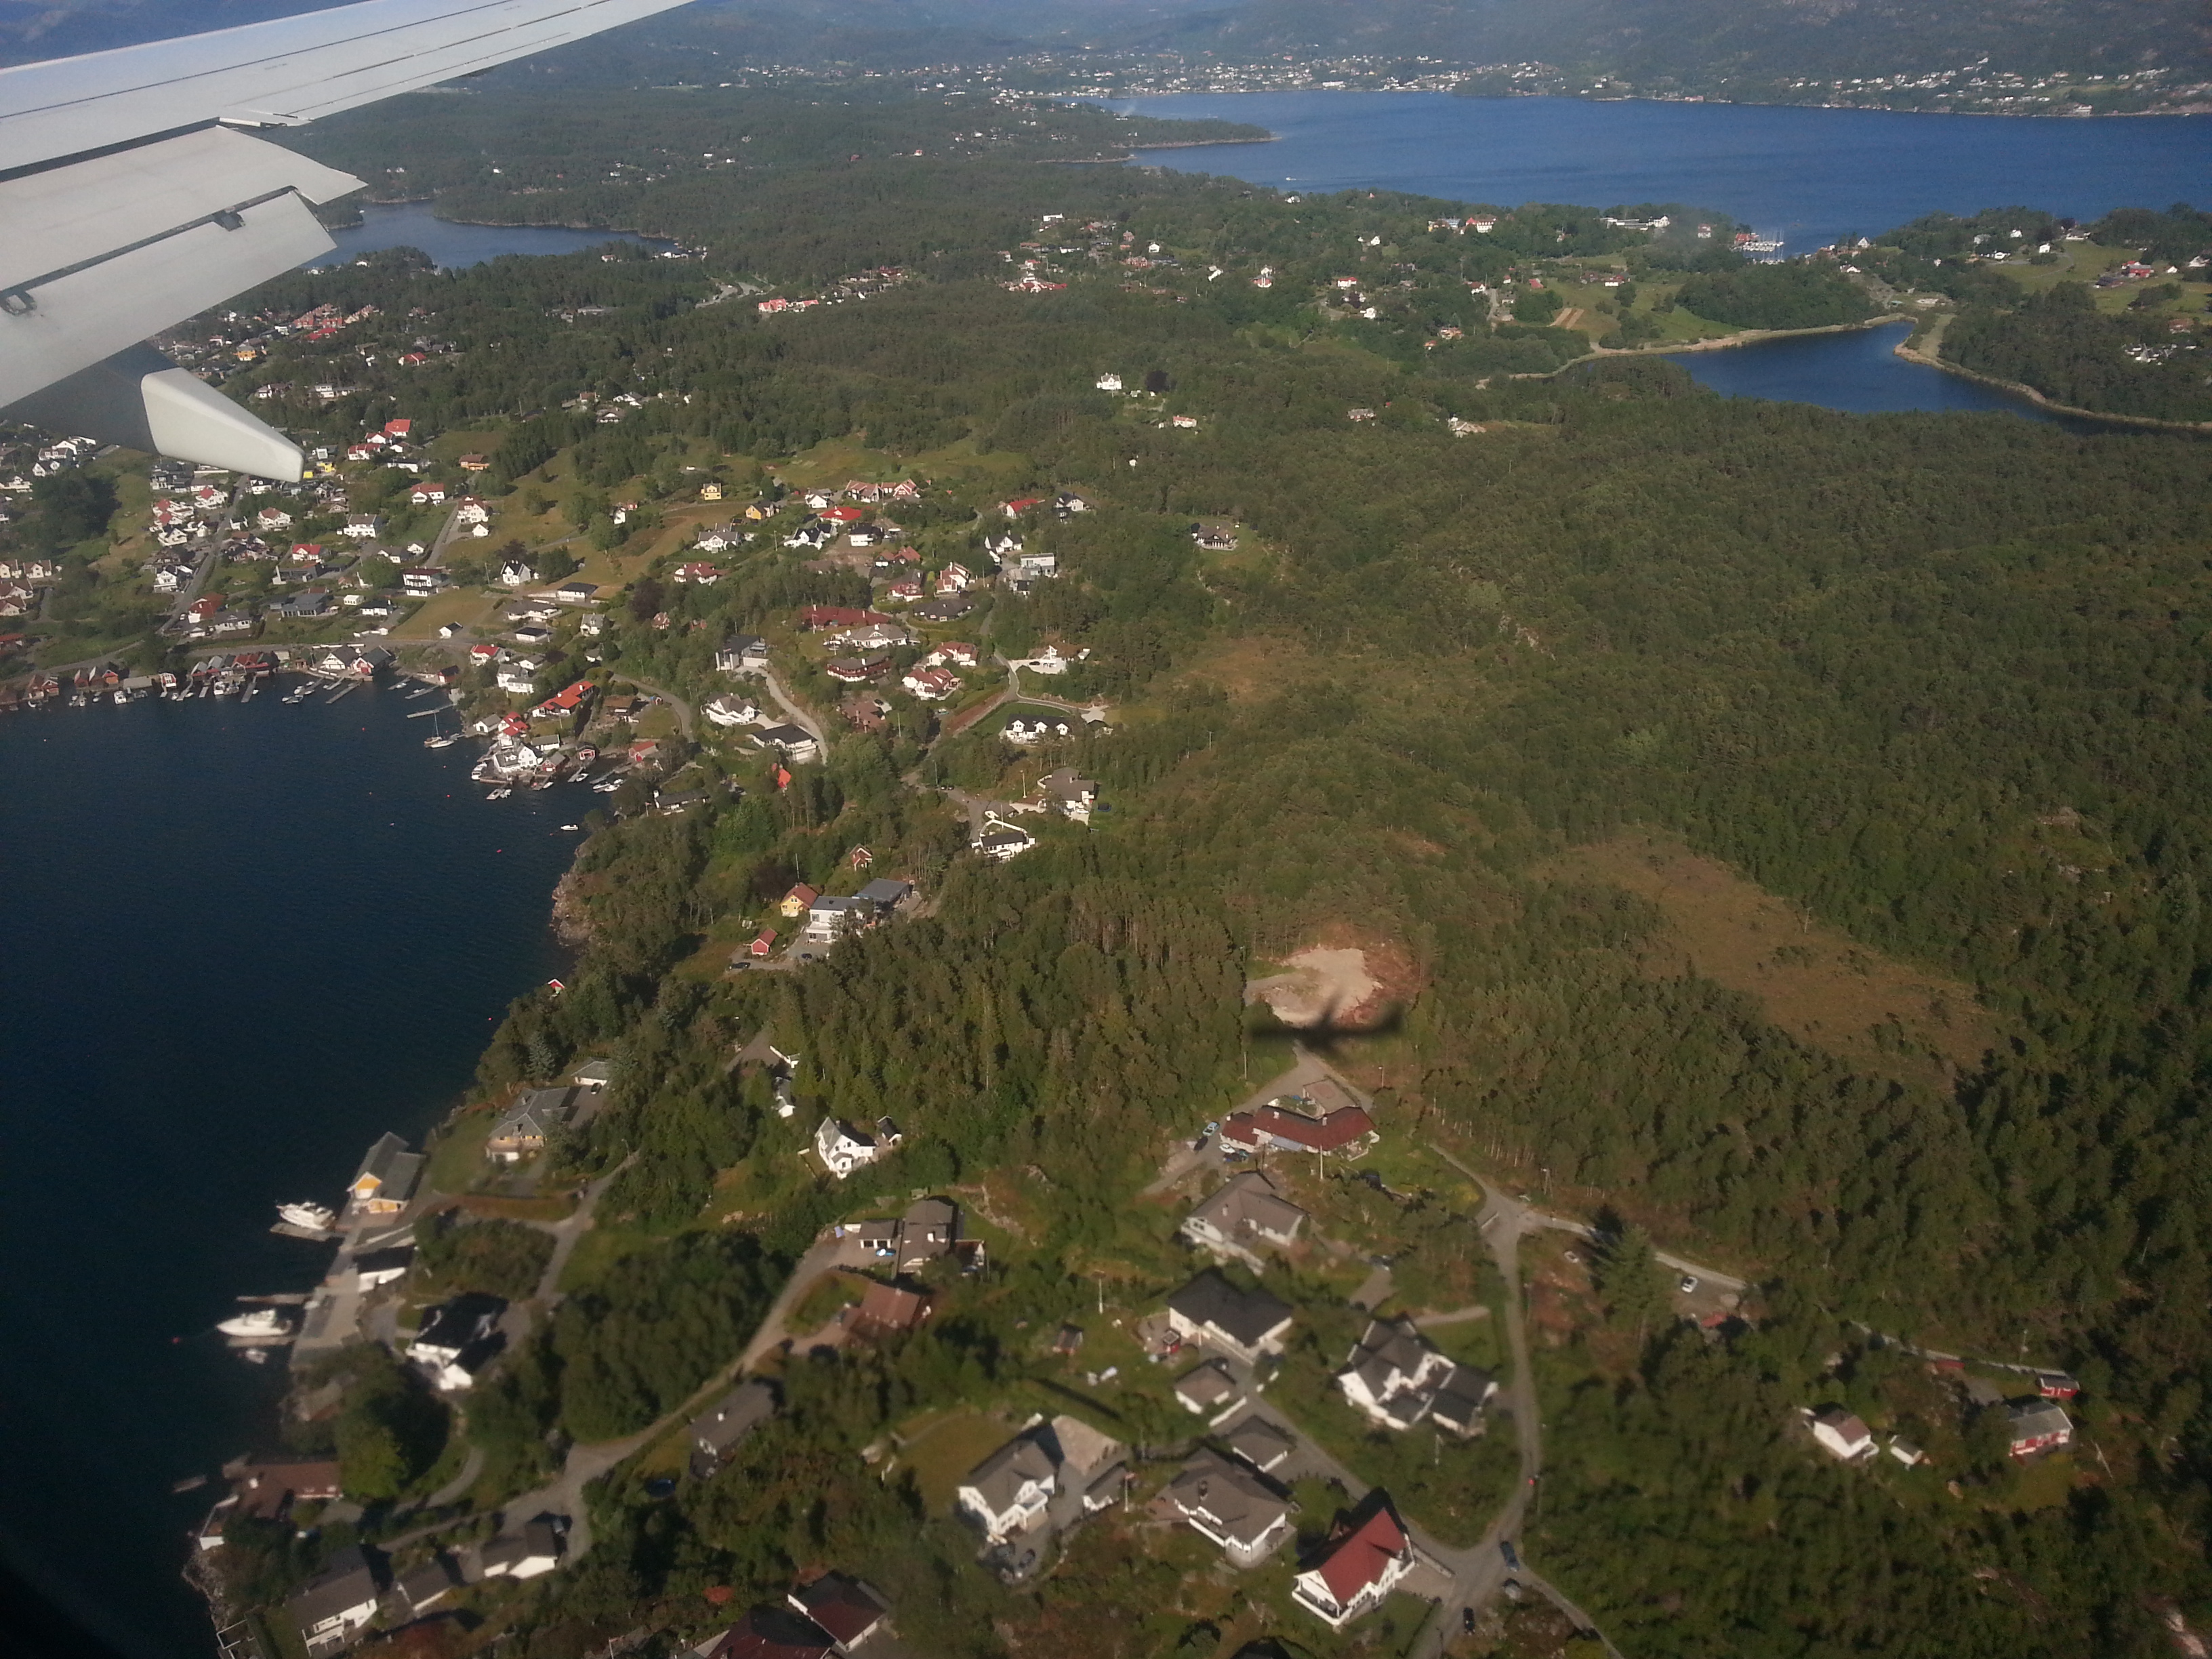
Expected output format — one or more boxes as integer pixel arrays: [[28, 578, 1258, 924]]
[[1109, 85, 2208, 121], [1492, 316, 2212, 433], [1886, 317, 2212, 432], [1497, 312, 1907, 382]]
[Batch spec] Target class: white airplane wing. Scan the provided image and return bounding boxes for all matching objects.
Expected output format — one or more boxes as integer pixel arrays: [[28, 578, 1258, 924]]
[[0, 0, 701, 476]]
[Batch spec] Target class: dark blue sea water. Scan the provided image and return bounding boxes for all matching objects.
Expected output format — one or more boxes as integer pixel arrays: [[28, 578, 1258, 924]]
[[1115, 92, 2212, 255], [0, 687, 577, 1656], [316, 201, 670, 270], [1111, 93, 2210, 418]]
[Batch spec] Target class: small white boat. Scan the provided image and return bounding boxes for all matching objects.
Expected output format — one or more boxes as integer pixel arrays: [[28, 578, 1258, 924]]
[[425, 733, 457, 748], [486, 786, 512, 800], [216, 1307, 293, 1338], [276, 1201, 335, 1231], [239, 1348, 270, 1366]]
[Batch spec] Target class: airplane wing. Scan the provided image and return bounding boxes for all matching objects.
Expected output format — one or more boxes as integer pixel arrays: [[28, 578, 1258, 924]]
[[0, 0, 701, 477]]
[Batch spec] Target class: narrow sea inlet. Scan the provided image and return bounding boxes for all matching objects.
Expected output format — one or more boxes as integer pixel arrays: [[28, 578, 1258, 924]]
[[0, 688, 576, 1656]]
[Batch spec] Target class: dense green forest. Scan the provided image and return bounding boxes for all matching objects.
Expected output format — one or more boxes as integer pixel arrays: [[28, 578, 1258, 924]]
[[75, 83, 2212, 1659]]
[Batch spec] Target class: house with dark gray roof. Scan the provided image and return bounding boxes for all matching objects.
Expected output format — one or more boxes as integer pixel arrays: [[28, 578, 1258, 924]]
[[288, 1545, 385, 1654], [957, 1431, 1059, 1542], [348, 1132, 423, 1215], [1222, 1416, 1295, 1474], [1166, 1271, 1294, 1364], [897, 1196, 957, 1271], [1155, 1448, 1294, 1566], [690, 1380, 779, 1477], [1181, 1170, 1307, 1268], [956, 1415, 1125, 1545], [1173, 1358, 1241, 1417], [486, 1084, 592, 1161], [1336, 1317, 1495, 1435]]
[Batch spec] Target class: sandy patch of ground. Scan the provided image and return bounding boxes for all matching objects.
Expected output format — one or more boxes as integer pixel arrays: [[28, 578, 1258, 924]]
[[1246, 943, 1412, 1031]]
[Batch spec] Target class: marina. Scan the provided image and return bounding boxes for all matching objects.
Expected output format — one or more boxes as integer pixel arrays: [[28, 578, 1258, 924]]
[[0, 688, 579, 1656]]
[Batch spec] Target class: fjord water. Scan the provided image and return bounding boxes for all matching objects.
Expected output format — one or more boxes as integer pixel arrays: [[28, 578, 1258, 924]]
[[0, 691, 576, 1656], [1118, 92, 2212, 256]]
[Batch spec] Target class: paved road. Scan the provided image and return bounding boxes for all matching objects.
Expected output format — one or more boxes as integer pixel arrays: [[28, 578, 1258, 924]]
[[997, 660, 1111, 719], [527, 1151, 638, 1306], [1422, 1147, 1626, 1659], [735, 1236, 842, 1371], [756, 667, 824, 748]]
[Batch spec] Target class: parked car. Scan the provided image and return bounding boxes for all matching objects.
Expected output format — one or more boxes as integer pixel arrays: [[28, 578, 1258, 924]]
[[1679, 1274, 1700, 1294], [1500, 1540, 1519, 1571]]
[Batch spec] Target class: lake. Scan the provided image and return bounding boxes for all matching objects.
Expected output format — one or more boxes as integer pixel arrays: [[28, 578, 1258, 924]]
[[1666, 319, 2064, 419], [0, 688, 579, 1657], [314, 201, 670, 270], [1113, 92, 2209, 419]]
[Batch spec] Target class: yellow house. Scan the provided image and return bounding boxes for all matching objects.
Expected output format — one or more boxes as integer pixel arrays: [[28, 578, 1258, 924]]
[[349, 1132, 424, 1214]]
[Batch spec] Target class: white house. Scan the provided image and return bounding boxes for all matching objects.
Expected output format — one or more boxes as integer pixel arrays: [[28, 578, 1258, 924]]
[[703, 694, 761, 728], [957, 1416, 1125, 1544], [1095, 372, 1123, 392], [972, 818, 1036, 861], [408, 1294, 504, 1391], [1004, 714, 1074, 745], [903, 666, 958, 700], [1809, 1406, 1875, 1462], [497, 558, 537, 587], [1336, 1317, 1496, 1435], [956, 1432, 1057, 1543], [496, 658, 542, 695], [1158, 1448, 1293, 1568], [750, 724, 821, 765], [287, 1547, 384, 1656], [716, 634, 769, 674], [479, 1517, 564, 1581], [804, 894, 872, 943], [814, 1116, 899, 1179]]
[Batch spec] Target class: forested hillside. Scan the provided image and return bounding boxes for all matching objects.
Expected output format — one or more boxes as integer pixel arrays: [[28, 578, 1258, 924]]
[[59, 86, 2212, 1659]]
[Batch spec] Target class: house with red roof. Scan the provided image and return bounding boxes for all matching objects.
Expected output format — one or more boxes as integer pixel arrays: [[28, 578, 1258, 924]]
[[1219, 1099, 1377, 1159], [1002, 497, 1046, 518], [533, 679, 594, 719], [384, 419, 412, 438], [1291, 1499, 1418, 1628], [819, 506, 866, 525]]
